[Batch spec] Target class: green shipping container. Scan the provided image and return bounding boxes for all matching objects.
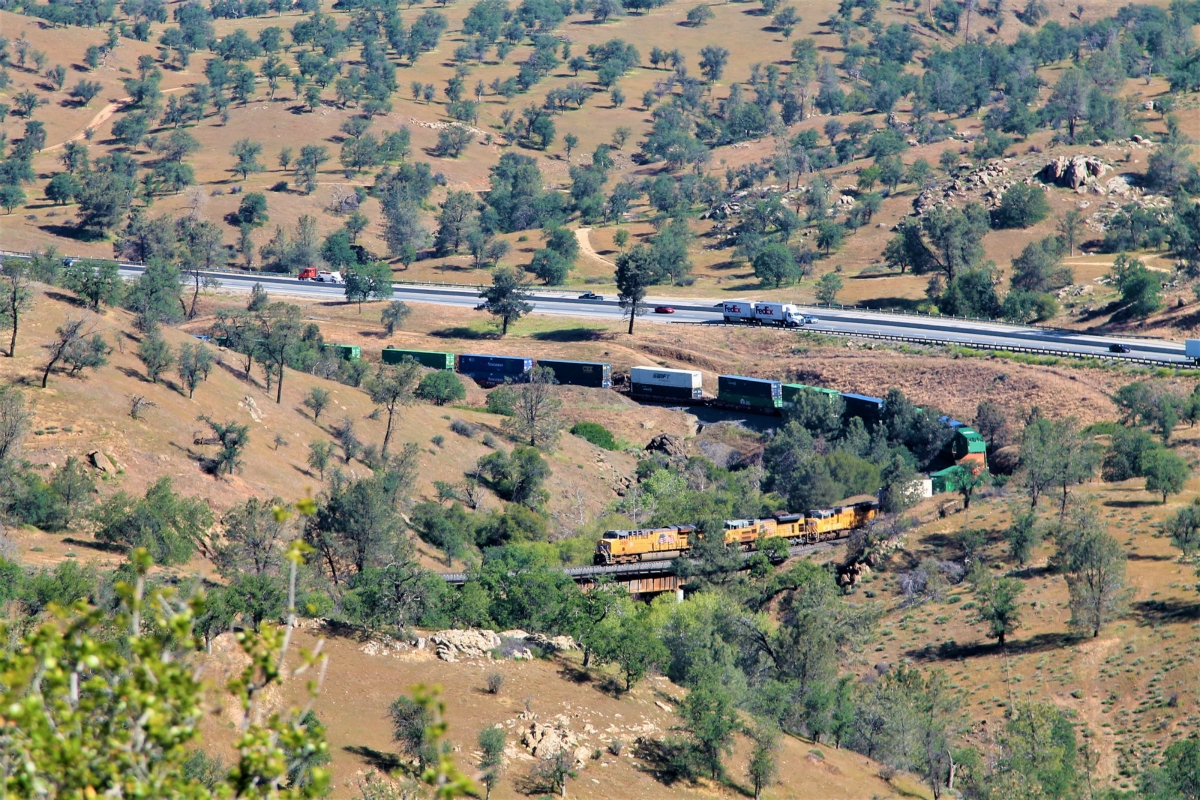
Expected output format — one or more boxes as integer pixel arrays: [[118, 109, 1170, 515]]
[[382, 348, 455, 370], [322, 343, 360, 361], [782, 383, 841, 405]]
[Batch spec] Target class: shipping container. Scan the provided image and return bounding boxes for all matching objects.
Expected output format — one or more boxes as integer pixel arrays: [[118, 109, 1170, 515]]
[[1187, 340, 1200, 359], [782, 383, 841, 405], [752, 302, 804, 327], [457, 354, 533, 386], [717, 375, 783, 411], [536, 358, 612, 388], [321, 343, 361, 361], [841, 392, 884, 423], [629, 366, 703, 401], [722, 301, 755, 323], [382, 348, 455, 370]]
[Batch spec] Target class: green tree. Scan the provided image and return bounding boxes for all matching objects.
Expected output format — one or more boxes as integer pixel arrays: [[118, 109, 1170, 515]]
[[1006, 510, 1042, 567], [1060, 513, 1131, 637], [992, 183, 1051, 229], [747, 725, 780, 800], [381, 300, 412, 335], [752, 243, 798, 287], [1056, 209, 1084, 256], [815, 221, 844, 255], [303, 386, 331, 421], [681, 666, 741, 779], [367, 360, 422, 455], [478, 726, 507, 800], [137, 328, 174, 384], [63, 259, 122, 311], [255, 302, 304, 404], [200, 416, 250, 477], [230, 138, 265, 180], [595, 612, 667, 692], [972, 571, 1024, 647], [0, 259, 34, 358], [1156, 738, 1200, 800], [615, 245, 657, 334], [416, 370, 466, 406], [389, 695, 436, 771], [343, 261, 394, 311], [94, 478, 214, 564], [1111, 254, 1163, 319], [480, 266, 533, 336], [815, 271, 843, 305], [176, 342, 214, 398], [1143, 448, 1190, 503], [504, 366, 563, 448], [307, 439, 333, 479], [0, 546, 337, 799]]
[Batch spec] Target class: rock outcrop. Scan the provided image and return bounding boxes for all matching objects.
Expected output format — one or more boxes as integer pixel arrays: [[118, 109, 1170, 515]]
[[644, 433, 687, 459], [430, 629, 502, 662], [1039, 156, 1109, 190]]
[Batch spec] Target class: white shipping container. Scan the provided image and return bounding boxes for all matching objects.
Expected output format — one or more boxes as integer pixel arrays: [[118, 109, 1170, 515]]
[[722, 301, 755, 322], [753, 302, 803, 326], [1187, 340, 1200, 359], [630, 366, 703, 389]]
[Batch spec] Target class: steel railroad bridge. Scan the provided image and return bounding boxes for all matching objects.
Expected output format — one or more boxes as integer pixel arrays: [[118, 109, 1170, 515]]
[[436, 541, 836, 599]]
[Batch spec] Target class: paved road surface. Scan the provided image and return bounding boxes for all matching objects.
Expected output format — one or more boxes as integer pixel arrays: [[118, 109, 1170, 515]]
[[114, 264, 1192, 365]]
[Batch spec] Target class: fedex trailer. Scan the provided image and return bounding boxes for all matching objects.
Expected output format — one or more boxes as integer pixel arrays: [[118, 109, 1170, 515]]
[[752, 302, 804, 327], [722, 301, 756, 323]]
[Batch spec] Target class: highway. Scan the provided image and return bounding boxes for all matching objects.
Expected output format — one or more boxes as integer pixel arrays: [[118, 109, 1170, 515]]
[[109, 263, 1192, 366]]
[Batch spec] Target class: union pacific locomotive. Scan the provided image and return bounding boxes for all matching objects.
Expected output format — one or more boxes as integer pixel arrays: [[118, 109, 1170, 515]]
[[593, 500, 879, 565]]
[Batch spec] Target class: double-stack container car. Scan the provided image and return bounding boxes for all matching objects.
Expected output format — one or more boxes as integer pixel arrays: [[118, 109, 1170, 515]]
[[322, 344, 361, 361], [381, 348, 455, 370], [716, 375, 783, 412], [457, 354, 533, 386], [536, 359, 613, 389], [629, 367, 703, 401]]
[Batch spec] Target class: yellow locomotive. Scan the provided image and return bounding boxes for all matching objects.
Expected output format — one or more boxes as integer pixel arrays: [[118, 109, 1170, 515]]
[[594, 500, 879, 565]]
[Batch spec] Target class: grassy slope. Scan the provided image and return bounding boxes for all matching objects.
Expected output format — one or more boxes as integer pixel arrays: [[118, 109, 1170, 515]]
[[3, 2, 1196, 322]]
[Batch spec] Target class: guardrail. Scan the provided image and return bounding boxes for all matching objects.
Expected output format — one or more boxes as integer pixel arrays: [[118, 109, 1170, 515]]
[[677, 322, 1187, 368]]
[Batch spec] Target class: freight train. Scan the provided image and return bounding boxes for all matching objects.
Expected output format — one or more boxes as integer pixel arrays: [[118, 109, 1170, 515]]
[[593, 500, 880, 565]]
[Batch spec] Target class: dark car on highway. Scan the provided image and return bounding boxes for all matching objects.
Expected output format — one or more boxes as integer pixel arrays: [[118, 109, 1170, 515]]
[[654, 306, 675, 314], [579, 291, 602, 300], [1109, 343, 1131, 353]]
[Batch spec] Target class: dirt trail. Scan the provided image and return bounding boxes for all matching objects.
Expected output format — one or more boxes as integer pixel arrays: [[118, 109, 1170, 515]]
[[575, 228, 614, 268], [47, 87, 188, 152]]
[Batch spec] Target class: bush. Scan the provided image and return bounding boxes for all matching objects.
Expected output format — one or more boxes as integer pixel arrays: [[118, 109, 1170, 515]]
[[416, 371, 466, 406], [486, 672, 504, 694], [570, 421, 618, 450], [450, 419, 478, 438], [486, 386, 518, 416]]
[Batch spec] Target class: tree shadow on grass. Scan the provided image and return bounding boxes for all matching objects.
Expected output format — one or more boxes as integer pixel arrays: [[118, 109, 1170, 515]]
[[854, 296, 924, 312], [530, 327, 606, 342], [429, 326, 497, 340], [37, 223, 102, 242], [1135, 598, 1200, 624], [62, 536, 126, 554], [343, 745, 402, 773], [44, 290, 87, 308], [1103, 499, 1161, 509], [906, 631, 1079, 662], [632, 738, 698, 787], [1126, 552, 1175, 562], [557, 662, 593, 684]]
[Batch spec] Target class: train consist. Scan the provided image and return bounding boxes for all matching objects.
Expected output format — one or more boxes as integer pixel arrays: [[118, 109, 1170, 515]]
[[593, 500, 880, 565]]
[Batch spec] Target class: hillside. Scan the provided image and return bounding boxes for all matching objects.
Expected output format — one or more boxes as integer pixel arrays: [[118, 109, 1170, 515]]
[[1, 0, 1198, 329]]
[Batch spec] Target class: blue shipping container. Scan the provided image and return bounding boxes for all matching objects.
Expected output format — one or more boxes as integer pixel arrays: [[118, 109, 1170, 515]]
[[457, 354, 533, 385]]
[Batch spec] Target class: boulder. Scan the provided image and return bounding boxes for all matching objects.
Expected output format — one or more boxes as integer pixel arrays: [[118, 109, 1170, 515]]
[[644, 433, 687, 459], [88, 450, 115, 475], [1039, 156, 1109, 190], [988, 445, 1020, 476], [521, 722, 580, 759]]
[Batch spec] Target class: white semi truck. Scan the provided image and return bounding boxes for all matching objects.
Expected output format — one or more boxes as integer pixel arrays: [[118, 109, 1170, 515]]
[[722, 301, 804, 327]]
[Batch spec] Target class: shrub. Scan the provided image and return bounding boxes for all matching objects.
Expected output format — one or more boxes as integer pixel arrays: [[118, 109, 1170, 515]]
[[431, 435, 445, 448], [570, 421, 618, 450], [450, 419, 478, 438], [416, 371, 466, 406], [486, 672, 504, 694], [486, 386, 518, 416]]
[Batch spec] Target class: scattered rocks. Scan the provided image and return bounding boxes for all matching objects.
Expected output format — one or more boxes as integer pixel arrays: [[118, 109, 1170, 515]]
[[521, 721, 581, 760], [238, 396, 264, 423]]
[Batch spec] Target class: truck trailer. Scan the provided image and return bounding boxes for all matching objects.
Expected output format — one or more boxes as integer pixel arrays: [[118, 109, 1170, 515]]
[[752, 302, 804, 327]]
